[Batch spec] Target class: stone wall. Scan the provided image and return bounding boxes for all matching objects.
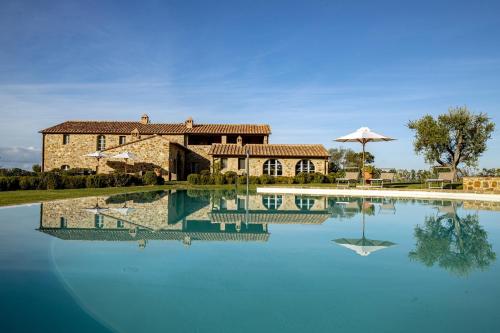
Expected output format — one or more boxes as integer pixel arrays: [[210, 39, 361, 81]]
[[186, 145, 212, 172], [216, 157, 328, 177], [43, 133, 185, 172], [463, 177, 500, 194], [463, 200, 500, 212]]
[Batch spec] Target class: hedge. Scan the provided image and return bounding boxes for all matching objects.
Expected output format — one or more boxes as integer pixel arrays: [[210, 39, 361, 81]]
[[0, 172, 145, 191], [187, 172, 340, 185]]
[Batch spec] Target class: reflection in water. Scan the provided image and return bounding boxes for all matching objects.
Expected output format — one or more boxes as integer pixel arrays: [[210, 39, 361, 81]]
[[37, 191, 496, 275], [333, 198, 396, 256], [38, 190, 333, 247], [409, 202, 496, 276]]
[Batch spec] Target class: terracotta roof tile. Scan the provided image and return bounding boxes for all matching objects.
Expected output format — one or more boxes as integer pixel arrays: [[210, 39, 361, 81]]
[[208, 144, 329, 157], [40, 121, 271, 135]]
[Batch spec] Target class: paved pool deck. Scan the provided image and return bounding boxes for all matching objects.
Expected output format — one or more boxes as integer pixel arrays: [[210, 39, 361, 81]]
[[257, 187, 500, 202]]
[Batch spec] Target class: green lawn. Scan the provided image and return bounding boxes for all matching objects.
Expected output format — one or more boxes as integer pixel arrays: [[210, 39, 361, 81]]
[[0, 181, 463, 207], [0, 183, 244, 207]]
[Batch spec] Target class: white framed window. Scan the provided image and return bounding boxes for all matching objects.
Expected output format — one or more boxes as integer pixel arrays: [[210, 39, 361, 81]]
[[119, 136, 126, 145], [296, 160, 315, 174], [221, 158, 228, 169], [63, 134, 70, 145], [295, 196, 315, 210], [97, 135, 106, 151], [263, 159, 282, 176], [61, 165, 70, 171], [262, 195, 282, 210], [117, 220, 124, 228], [95, 215, 104, 229], [238, 158, 246, 170]]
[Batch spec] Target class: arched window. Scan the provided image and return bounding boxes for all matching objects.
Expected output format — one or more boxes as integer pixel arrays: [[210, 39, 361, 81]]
[[295, 160, 315, 174], [263, 159, 282, 176], [96, 135, 106, 151], [295, 196, 315, 210], [263, 195, 283, 210], [95, 215, 104, 229], [61, 165, 70, 171]]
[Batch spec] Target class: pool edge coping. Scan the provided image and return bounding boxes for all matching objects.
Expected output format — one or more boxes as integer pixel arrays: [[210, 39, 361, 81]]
[[256, 187, 500, 202]]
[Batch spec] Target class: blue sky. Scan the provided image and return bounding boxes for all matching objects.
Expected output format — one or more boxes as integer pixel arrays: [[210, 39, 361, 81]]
[[0, 0, 499, 169]]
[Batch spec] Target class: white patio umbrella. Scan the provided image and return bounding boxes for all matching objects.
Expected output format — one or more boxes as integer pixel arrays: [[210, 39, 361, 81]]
[[334, 127, 395, 185], [84, 151, 108, 173], [111, 151, 137, 173]]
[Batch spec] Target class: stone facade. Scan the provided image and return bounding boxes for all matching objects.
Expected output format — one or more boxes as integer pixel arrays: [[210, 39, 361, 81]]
[[41, 115, 329, 179], [463, 177, 500, 194], [217, 157, 328, 176]]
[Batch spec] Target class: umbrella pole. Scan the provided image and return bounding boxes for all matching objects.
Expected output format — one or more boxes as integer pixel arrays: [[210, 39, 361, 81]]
[[362, 141, 366, 186], [124, 158, 128, 174]]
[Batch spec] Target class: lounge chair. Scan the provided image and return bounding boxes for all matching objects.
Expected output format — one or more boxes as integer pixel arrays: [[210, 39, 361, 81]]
[[336, 170, 360, 188], [426, 170, 454, 189], [370, 170, 396, 188]]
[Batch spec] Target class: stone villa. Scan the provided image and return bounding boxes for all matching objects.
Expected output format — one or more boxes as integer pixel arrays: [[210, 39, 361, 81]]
[[40, 114, 329, 180]]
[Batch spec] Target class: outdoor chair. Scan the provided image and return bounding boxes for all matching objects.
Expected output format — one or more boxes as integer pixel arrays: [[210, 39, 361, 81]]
[[426, 170, 454, 189], [336, 171, 360, 188], [370, 170, 396, 188]]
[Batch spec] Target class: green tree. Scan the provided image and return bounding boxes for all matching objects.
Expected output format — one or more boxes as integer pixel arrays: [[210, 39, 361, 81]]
[[32, 164, 41, 173], [409, 208, 496, 277], [408, 106, 495, 180], [345, 150, 374, 169]]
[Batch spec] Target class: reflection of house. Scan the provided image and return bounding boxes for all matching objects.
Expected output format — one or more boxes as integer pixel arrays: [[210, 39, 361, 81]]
[[39, 191, 269, 245], [40, 114, 328, 179], [38, 191, 333, 247]]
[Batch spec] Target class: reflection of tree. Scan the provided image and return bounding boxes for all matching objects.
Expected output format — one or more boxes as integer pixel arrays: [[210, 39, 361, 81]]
[[409, 212, 496, 277]]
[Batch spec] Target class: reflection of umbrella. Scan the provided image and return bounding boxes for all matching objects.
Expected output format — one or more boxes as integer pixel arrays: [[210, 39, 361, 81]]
[[334, 127, 395, 185], [111, 151, 137, 173], [84, 151, 108, 173], [110, 206, 135, 215], [333, 197, 395, 256], [84, 205, 108, 215], [334, 238, 396, 256]]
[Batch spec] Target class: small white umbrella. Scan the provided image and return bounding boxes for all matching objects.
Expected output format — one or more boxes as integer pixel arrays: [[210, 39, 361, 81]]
[[335, 127, 395, 185], [111, 151, 137, 173], [84, 151, 108, 173]]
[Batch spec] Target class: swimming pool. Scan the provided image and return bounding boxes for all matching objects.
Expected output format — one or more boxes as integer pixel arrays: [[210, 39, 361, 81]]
[[0, 189, 499, 333]]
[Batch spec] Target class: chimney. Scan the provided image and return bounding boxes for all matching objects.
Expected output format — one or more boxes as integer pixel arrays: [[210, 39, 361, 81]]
[[236, 135, 243, 146], [140, 114, 150, 124], [185, 117, 193, 129]]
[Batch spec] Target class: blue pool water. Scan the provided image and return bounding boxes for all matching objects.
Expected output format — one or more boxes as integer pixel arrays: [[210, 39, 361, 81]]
[[0, 190, 499, 333]]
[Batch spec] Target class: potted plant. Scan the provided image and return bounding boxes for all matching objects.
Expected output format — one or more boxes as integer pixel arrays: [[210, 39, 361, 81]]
[[363, 165, 375, 180]]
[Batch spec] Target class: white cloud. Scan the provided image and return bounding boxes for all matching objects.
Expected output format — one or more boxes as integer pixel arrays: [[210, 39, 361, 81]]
[[0, 146, 41, 169]]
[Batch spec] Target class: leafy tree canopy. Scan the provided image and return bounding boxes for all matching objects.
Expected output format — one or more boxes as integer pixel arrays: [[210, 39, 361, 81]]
[[408, 106, 495, 179], [329, 147, 374, 172]]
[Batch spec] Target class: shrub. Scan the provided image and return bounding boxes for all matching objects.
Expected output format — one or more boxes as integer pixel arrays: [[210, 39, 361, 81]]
[[259, 174, 274, 184], [19, 176, 40, 190], [311, 172, 326, 184], [60, 175, 86, 189], [200, 173, 214, 185], [248, 176, 260, 184], [200, 170, 211, 176], [40, 173, 62, 190], [224, 171, 238, 184], [237, 175, 247, 185], [112, 173, 132, 187], [32, 164, 41, 173], [294, 172, 310, 184], [187, 174, 200, 185], [0, 176, 20, 190], [143, 171, 162, 185], [214, 173, 225, 185], [275, 176, 294, 184], [86, 175, 110, 188]]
